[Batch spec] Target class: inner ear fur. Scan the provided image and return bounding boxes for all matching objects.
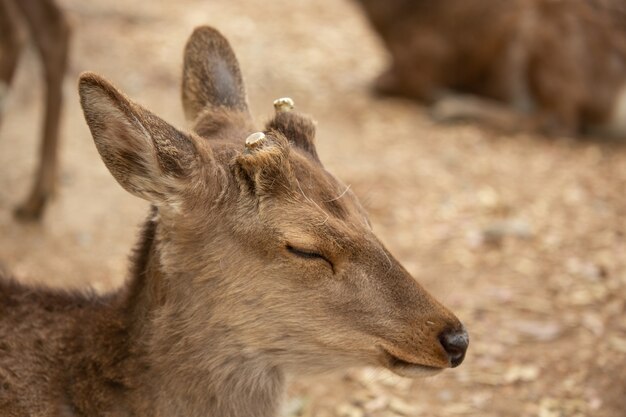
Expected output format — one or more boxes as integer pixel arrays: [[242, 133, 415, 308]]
[[79, 72, 199, 203], [182, 26, 251, 127], [265, 112, 319, 163]]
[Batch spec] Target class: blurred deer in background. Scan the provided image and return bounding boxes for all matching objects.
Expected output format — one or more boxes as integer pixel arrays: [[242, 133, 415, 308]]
[[357, 0, 626, 138], [0, 26, 468, 417], [0, 0, 70, 220]]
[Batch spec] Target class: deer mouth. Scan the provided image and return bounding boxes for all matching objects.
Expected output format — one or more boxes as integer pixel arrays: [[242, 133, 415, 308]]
[[379, 347, 444, 378]]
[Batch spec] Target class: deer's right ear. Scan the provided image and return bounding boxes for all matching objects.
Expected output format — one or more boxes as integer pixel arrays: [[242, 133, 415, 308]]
[[79, 72, 198, 204], [182, 26, 250, 123]]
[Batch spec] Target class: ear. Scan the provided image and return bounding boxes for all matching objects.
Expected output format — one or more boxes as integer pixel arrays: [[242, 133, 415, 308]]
[[79, 72, 198, 204], [182, 26, 250, 123]]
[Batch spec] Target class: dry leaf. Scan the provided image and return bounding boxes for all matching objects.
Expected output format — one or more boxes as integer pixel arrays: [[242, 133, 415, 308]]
[[504, 365, 540, 383]]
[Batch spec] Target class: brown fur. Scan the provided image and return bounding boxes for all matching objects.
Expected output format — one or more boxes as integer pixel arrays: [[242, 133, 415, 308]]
[[357, 0, 626, 137], [0, 0, 70, 220], [0, 26, 467, 417]]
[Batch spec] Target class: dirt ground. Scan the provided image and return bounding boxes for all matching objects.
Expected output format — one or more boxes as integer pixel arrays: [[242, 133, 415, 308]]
[[1, 1, 625, 416]]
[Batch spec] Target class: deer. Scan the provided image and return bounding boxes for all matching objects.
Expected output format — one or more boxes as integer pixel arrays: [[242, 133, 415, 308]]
[[0, 0, 70, 220], [356, 0, 626, 138], [0, 26, 468, 417]]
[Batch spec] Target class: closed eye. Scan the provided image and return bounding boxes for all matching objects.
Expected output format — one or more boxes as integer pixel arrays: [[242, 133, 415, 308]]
[[286, 245, 334, 272]]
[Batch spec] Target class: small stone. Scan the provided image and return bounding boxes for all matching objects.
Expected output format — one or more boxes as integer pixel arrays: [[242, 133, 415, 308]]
[[477, 186, 499, 208], [442, 403, 474, 415], [363, 395, 388, 412], [609, 335, 626, 353], [510, 319, 563, 342], [539, 397, 587, 417], [437, 389, 454, 401], [336, 403, 363, 417], [504, 365, 540, 383], [388, 397, 424, 415], [468, 219, 533, 247], [581, 312, 604, 336]]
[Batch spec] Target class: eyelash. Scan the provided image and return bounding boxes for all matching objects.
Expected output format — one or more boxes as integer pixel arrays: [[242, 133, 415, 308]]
[[286, 245, 334, 271]]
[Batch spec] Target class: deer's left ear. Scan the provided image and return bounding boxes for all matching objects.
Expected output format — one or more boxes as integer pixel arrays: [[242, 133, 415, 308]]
[[79, 72, 199, 204]]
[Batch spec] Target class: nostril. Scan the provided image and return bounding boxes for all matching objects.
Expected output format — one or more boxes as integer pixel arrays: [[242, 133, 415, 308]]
[[438, 328, 469, 368]]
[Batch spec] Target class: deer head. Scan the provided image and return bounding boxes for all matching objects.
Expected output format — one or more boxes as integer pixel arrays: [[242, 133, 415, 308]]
[[78, 26, 468, 381]]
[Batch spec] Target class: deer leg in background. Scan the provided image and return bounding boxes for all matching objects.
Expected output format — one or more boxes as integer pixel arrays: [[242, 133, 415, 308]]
[[431, 94, 536, 134], [0, 0, 24, 122], [13, 0, 70, 220]]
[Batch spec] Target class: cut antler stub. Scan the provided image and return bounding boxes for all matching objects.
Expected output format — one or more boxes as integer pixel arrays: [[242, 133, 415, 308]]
[[273, 97, 295, 113], [245, 131, 267, 150]]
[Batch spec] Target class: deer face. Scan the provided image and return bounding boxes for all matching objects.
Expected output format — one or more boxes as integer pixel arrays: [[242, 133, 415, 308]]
[[79, 27, 467, 378], [225, 135, 467, 376]]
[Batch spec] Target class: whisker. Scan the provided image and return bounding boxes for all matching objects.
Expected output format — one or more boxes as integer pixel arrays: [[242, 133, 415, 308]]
[[324, 184, 351, 203]]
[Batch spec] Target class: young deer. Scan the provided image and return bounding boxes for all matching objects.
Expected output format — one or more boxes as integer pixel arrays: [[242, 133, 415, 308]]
[[0, 0, 70, 219], [0, 27, 468, 417], [356, 0, 626, 137]]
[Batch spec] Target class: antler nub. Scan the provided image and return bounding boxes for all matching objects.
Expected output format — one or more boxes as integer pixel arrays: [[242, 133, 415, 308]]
[[273, 97, 295, 113], [245, 131, 266, 149]]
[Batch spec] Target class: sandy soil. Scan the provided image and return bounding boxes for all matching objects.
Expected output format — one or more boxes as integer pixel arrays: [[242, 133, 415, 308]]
[[1, 1, 625, 416]]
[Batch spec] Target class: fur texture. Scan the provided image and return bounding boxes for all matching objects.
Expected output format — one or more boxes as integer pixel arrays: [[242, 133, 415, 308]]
[[0, 26, 467, 417]]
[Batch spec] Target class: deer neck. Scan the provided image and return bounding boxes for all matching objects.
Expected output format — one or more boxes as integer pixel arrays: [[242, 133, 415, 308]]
[[124, 207, 286, 417]]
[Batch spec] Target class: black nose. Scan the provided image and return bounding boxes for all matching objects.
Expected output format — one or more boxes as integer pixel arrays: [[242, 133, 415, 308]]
[[438, 327, 469, 367]]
